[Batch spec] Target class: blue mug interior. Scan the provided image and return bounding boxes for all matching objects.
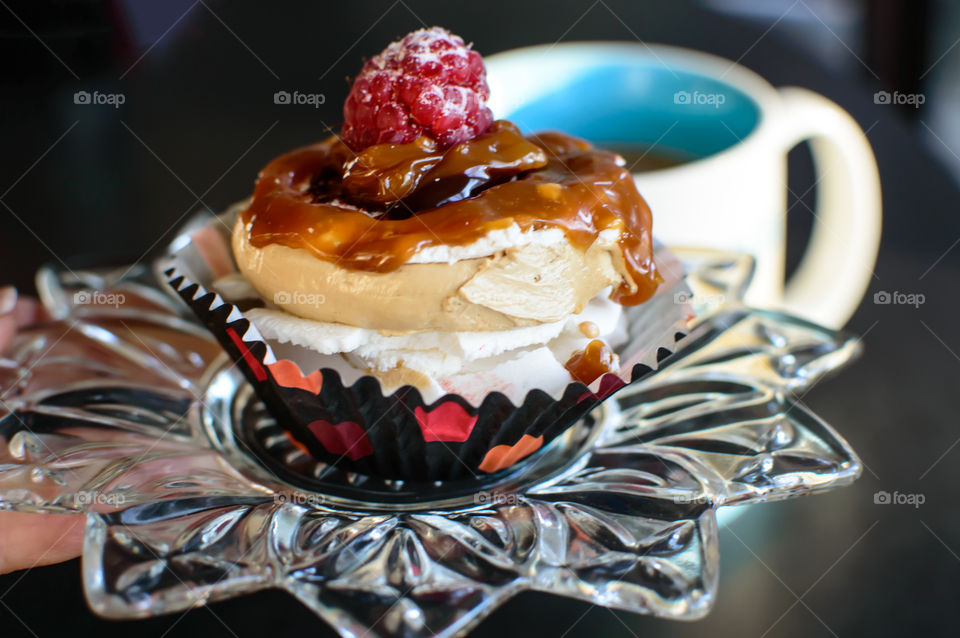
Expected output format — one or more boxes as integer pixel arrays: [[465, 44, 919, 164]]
[[504, 64, 760, 160]]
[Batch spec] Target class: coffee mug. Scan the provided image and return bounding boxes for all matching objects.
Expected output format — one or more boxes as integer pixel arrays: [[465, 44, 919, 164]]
[[485, 42, 881, 328]]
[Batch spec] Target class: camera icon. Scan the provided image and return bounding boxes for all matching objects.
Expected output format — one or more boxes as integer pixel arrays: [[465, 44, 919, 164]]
[[873, 290, 891, 304], [674, 291, 693, 304], [873, 490, 891, 505], [74, 90, 91, 105], [873, 91, 891, 105], [474, 491, 491, 505], [673, 90, 691, 105], [274, 90, 291, 105], [274, 291, 291, 305], [73, 291, 90, 304]]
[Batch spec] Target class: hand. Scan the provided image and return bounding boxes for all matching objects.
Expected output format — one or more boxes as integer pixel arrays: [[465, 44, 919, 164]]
[[0, 287, 85, 575]]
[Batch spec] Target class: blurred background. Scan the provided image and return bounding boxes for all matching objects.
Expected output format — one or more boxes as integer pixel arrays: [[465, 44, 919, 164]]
[[0, 1, 957, 637]]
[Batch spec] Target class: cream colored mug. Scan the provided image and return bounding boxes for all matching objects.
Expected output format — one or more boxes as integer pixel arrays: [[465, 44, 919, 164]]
[[486, 42, 881, 328]]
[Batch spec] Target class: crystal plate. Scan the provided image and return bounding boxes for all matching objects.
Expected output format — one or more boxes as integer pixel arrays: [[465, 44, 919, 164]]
[[0, 241, 861, 638]]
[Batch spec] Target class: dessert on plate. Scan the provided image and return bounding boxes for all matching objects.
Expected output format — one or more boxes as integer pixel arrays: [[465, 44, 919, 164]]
[[169, 27, 683, 480]]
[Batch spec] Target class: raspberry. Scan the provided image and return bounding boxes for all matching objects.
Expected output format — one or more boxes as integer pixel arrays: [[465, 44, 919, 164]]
[[342, 27, 494, 151]]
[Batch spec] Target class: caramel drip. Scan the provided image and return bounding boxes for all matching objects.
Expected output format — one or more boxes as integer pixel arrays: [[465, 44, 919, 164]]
[[342, 121, 547, 210], [565, 339, 620, 385], [242, 120, 662, 305]]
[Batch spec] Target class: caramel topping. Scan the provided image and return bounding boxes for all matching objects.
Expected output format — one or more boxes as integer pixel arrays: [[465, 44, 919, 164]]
[[341, 120, 548, 213], [565, 339, 620, 385], [341, 136, 444, 204], [242, 120, 661, 305], [578, 321, 600, 338]]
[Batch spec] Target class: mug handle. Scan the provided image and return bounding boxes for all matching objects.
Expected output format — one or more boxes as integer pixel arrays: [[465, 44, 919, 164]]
[[776, 87, 882, 328]]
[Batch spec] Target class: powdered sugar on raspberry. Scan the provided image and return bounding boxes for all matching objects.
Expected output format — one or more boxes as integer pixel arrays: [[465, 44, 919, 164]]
[[342, 27, 494, 150]]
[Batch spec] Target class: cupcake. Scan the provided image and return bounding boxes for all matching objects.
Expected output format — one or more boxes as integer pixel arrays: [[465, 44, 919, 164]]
[[168, 27, 688, 480]]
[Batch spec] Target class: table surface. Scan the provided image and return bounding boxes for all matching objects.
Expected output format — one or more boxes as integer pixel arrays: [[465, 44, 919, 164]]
[[1, 1, 957, 637]]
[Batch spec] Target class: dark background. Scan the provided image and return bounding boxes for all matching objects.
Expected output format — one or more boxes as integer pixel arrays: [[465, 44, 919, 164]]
[[1, 1, 958, 636]]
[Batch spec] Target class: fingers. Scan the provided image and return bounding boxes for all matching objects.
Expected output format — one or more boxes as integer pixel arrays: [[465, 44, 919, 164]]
[[0, 286, 17, 350], [0, 286, 15, 315], [0, 286, 48, 353], [0, 511, 85, 575], [0, 288, 78, 574]]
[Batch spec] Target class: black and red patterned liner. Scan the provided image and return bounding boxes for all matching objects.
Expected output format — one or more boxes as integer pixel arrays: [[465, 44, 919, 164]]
[[165, 214, 690, 481]]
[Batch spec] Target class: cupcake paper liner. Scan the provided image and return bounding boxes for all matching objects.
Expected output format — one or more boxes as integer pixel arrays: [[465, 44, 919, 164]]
[[164, 212, 691, 481]]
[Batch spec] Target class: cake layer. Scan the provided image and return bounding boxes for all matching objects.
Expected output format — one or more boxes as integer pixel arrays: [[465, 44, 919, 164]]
[[248, 291, 626, 403], [233, 217, 624, 332]]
